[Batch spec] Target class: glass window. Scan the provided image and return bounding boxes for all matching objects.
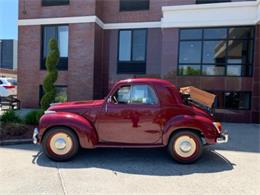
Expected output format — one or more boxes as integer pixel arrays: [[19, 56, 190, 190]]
[[42, 25, 69, 70], [114, 86, 131, 104], [119, 31, 131, 61], [42, 0, 69, 6], [132, 30, 146, 61], [58, 26, 69, 58], [224, 92, 250, 109], [204, 28, 227, 39], [202, 65, 225, 76], [55, 86, 68, 102], [120, 0, 149, 11], [178, 65, 201, 76], [228, 27, 254, 39], [131, 85, 158, 104], [227, 40, 253, 64], [203, 41, 226, 63], [39, 85, 68, 105], [180, 29, 202, 40], [178, 27, 254, 77], [179, 42, 201, 63], [118, 29, 147, 74]]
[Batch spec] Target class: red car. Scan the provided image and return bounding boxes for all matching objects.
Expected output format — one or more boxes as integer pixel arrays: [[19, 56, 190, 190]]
[[33, 78, 228, 164]]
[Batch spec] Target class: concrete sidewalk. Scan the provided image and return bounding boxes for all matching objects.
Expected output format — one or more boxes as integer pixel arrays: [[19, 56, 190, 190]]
[[0, 123, 259, 195]]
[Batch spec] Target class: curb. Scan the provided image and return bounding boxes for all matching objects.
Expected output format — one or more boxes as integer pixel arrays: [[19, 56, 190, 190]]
[[0, 139, 32, 146]]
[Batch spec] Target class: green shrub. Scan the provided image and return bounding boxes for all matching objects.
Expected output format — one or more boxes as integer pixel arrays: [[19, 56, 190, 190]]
[[40, 38, 59, 110], [0, 110, 22, 124], [55, 95, 67, 103], [24, 110, 44, 125]]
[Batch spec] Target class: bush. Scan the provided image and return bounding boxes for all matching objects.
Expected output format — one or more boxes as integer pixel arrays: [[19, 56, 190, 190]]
[[40, 38, 59, 110], [55, 95, 67, 103], [0, 110, 22, 124], [24, 110, 44, 125]]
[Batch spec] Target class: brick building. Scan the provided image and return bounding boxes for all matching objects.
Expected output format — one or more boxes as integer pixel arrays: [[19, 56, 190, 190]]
[[18, 0, 260, 123]]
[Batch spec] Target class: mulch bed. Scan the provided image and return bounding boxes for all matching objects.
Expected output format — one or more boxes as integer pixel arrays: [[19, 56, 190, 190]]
[[0, 123, 35, 141]]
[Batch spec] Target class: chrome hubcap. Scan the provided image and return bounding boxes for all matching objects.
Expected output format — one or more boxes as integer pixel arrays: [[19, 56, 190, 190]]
[[174, 135, 196, 158], [50, 133, 73, 155], [54, 138, 66, 150], [180, 141, 192, 152]]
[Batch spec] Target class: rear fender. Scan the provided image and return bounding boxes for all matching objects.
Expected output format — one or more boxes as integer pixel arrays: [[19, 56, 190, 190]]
[[162, 115, 218, 145], [39, 112, 98, 148]]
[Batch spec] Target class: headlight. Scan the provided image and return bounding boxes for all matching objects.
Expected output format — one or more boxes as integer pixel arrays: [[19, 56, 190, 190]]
[[213, 122, 222, 133]]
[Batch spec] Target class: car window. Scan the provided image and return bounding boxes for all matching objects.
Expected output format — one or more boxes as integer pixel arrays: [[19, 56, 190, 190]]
[[0, 80, 3, 85], [131, 85, 158, 104], [114, 85, 131, 104], [7, 79, 17, 85]]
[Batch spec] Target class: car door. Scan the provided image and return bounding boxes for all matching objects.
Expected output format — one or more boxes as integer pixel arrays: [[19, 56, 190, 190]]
[[96, 84, 162, 144]]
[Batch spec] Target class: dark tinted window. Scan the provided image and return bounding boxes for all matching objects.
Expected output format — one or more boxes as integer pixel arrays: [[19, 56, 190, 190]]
[[178, 27, 254, 76], [42, 0, 69, 6], [196, 0, 231, 4], [120, 0, 149, 11], [42, 25, 69, 70], [224, 92, 251, 109]]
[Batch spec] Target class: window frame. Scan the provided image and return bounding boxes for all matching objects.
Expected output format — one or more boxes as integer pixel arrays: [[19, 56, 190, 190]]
[[42, 0, 70, 6], [177, 26, 255, 77], [41, 25, 69, 71], [117, 29, 148, 74], [119, 0, 150, 12]]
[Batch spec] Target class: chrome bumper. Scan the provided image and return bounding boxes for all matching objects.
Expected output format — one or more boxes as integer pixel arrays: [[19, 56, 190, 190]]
[[33, 128, 39, 144], [216, 130, 229, 144]]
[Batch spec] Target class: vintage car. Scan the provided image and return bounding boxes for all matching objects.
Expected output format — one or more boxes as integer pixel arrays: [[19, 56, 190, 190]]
[[33, 78, 228, 164]]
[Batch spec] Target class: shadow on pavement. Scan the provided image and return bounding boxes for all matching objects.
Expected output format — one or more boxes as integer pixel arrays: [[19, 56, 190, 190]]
[[33, 147, 234, 176]]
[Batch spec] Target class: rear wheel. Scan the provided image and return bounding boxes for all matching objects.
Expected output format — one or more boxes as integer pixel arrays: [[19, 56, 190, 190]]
[[168, 130, 203, 164], [42, 127, 79, 161]]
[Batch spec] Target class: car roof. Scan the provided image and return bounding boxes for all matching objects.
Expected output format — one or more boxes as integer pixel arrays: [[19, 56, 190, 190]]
[[118, 78, 175, 86]]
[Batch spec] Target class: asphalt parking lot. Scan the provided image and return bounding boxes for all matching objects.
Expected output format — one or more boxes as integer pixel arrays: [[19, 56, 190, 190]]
[[0, 123, 260, 195]]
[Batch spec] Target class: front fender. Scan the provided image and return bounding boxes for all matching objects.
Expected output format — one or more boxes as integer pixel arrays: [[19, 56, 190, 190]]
[[162, 115, 219, 145], [39, 112, 98, 148]]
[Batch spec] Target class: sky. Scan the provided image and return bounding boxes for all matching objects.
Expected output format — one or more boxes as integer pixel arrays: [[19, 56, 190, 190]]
[[0, 0, 18, 40]]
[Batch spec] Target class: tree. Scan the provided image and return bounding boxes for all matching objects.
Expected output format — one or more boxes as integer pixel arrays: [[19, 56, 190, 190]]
[[40, 39, 59, 110]]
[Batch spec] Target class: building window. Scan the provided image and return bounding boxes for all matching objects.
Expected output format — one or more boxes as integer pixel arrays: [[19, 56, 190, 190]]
[[0, 40, 14, 69], [42, 0, 69, 6], [120, 0, 149, 11], [118, 29, 147, 74], [178, 27, 254, 77], [196, 0, 231, 4], [39, 85, 68, 105], [41, 25, 69, 70], [213, 91, 251, 110]]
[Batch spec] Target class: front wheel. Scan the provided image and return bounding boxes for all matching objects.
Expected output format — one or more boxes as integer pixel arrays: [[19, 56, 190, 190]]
[[42, 127, 79, 161], [168, 131, 203, 164]]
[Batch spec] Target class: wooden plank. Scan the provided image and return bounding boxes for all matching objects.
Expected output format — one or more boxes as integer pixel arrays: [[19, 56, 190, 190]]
[[180, 86, 216, 108]]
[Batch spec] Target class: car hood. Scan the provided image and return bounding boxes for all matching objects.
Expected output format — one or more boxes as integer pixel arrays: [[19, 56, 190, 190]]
[[48, 99, 105, 113]]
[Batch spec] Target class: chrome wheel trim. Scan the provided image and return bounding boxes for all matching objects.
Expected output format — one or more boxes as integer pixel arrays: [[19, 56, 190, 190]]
[[49, 132, 73, 155], [174, 135, 196, 158]]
